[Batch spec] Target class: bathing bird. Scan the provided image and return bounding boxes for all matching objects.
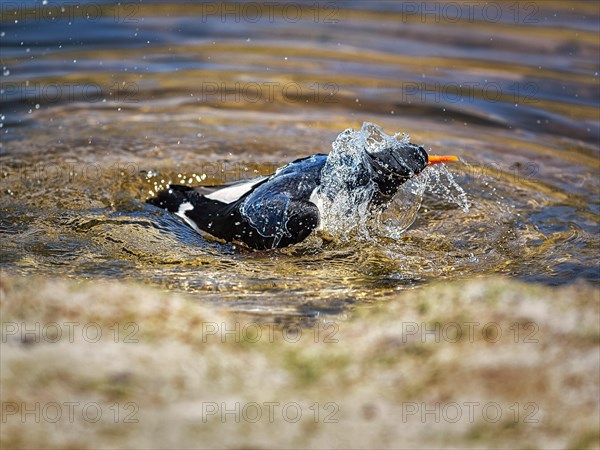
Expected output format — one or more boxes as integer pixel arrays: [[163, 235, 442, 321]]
[[147, 124, 458, 249]]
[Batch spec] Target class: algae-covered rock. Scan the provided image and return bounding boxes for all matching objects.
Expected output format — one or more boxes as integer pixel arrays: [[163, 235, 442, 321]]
[[1, 273, 598, 449]]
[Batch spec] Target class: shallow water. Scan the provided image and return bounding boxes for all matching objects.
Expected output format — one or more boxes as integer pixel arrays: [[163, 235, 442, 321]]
[[1, 1, 598, 323]]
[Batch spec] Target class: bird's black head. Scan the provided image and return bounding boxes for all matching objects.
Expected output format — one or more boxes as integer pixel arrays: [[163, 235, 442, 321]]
[[362, 142, 428, 204], [366, 142, 428, 179]]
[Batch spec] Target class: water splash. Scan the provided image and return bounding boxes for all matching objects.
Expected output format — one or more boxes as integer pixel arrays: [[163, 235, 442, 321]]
[[424, 164, 470, 213], [317, 126, 375, 236], [317, 122, 468, 241], [377, 164, 469, 240], [378, 177, 428, 239]]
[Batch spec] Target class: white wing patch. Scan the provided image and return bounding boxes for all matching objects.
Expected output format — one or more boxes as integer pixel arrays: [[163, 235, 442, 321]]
[[204, 177, 267, 204], [175, 202, 202, 234], [309, 187, 324, 231]]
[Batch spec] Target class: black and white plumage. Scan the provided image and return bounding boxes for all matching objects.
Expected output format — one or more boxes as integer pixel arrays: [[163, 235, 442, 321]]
[[147, 137, 430, 250]]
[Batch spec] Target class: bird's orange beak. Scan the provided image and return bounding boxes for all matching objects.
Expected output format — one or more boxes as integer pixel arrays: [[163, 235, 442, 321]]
[[428, 155, 459, 165]]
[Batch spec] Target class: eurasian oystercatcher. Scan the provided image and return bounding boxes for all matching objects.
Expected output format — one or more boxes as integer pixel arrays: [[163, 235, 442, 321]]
[[147, 123, 458, 249]]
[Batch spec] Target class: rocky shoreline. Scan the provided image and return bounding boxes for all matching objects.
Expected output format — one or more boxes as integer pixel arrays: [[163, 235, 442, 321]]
[[1, 273, 598, 449]]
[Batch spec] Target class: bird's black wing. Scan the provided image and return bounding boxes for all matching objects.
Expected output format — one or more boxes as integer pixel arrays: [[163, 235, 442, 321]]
[[236, 155, 326, 248], [147, 155, 327, 249]]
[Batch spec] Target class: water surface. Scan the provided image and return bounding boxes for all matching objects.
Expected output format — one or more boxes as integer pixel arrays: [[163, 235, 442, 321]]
[[1, 1, 598, 323]]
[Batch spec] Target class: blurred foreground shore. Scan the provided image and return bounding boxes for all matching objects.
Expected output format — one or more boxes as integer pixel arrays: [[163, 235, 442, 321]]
[[1, 273, 598, 449]]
